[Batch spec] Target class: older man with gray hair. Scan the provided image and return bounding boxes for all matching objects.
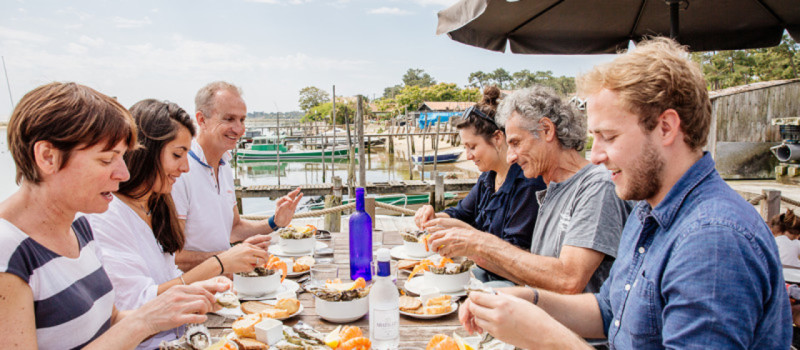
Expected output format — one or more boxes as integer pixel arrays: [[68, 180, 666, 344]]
[[429, 86, 631, 293]]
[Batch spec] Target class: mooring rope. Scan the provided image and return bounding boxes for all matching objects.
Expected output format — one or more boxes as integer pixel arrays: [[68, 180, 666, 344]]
[[240, 201, 417, 220]]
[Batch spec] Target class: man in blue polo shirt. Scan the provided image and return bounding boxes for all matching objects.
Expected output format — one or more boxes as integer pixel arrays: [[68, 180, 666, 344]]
[[458, 37, 791, 349]]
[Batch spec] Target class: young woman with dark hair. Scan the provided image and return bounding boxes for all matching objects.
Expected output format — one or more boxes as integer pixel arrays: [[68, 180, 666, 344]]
[[414, 86, 546, 287], [88, 99, 271, 348]]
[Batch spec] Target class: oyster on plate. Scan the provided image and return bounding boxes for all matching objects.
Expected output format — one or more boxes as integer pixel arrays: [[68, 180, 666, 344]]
[[400, 229, 429, 243], [237, 266, 276, 277], [429, 259, 474, 275], [159, 324, 212, 350], [278, 225, 316, 240], [215, 290, 240, 308], [274, 322, 328, 350], [307, 286, 370, 302]]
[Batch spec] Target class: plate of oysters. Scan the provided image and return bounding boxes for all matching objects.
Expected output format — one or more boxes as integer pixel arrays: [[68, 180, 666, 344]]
[[158, 324, 236, 350], [404, 257, 475, 297], [391, 229, 436, 260]]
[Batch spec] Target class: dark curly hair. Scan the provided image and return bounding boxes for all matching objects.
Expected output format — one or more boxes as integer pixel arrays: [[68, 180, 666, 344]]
[[456, 85, 503, 143]]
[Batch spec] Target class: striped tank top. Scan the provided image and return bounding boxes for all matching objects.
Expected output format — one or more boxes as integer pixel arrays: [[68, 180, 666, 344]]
[[0, 217, 115, 349]]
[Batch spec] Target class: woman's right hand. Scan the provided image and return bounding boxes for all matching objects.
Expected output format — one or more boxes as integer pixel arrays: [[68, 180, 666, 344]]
[[134, 284, 216, 335], [218, 243, 271, 274], [414, 205, 436, 229]]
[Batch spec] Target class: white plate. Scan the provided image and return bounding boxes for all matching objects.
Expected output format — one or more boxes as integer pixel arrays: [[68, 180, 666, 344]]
[[212, 300, 304, 320], [287, 268, 311, 278], [390, 246, 438, 261], [399, 301, 458, 319], [404, 276, 467, 298], [237, 280, 301, 300], [462, 335, 515, 350], [269, 242, 328, 257], [784, 267, 800, 284], [318, 312, 367, 323]]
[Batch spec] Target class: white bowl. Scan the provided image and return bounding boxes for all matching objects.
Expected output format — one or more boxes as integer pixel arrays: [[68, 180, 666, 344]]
[[403, 240, 432, 258], [425, 270, 470, 293], [314, 296, 368, 323], [255, 318, 284, 345], [280, 237, 316, 254], [233, 271, 282, 296]]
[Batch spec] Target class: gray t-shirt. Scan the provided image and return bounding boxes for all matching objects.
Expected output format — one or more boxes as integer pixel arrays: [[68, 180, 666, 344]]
[[530, 163, 632, 293]]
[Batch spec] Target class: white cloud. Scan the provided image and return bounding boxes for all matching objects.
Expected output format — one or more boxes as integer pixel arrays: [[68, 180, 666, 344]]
[[369, 7, 412, 15], [113, 16, 152, 28], [79, 35, 104, 47], [18, 8, 26, 13], [66, 43, 87, 55], [0, 26, 50, 43], [57, 7, 92, 21], [244, 0, 281, 3], [409, 0, 459, 6]]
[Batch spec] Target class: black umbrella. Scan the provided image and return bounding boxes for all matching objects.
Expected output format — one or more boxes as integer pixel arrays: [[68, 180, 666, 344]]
[[436, 0, 800, 54]]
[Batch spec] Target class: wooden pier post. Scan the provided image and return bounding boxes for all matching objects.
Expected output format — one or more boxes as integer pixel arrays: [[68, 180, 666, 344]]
[[324, 176, 343, 232], [235, 178, 243, 214], [761, 189, 781, 221], [388, 119, 394, 154], [406, 110, 413, 180], [433, 115, 441, 180], [434, 174, 445, 211], [357, 96, 366, 188], [365, 196, 376, 229]]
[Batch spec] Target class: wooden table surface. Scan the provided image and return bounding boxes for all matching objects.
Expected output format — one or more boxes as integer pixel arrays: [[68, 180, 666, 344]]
[[205, 231, 464, 348]]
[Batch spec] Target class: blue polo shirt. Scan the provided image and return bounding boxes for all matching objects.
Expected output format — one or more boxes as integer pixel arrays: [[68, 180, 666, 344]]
[[595, 152, 791, 348], [444, 163, 546, 251]]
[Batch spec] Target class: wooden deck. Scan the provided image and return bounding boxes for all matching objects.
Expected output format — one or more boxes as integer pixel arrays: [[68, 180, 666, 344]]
[[204, 231, 464, 347], [237, 179, 478, 199]]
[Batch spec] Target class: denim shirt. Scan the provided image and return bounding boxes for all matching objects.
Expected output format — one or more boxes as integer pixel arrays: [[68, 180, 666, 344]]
[[594, 152, 791, 349], [444, 163, 546, 250]]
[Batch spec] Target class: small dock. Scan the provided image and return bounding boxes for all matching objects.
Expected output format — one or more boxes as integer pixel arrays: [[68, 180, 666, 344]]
[[236, 179, 477, 199]]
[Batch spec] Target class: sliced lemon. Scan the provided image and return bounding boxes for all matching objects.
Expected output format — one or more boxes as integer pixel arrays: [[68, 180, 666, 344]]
[[453, 333, 473, 350], [325, 325, 342, 348]]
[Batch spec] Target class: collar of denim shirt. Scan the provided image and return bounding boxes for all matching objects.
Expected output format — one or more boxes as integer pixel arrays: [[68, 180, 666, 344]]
[[634, 151, 716, 230]]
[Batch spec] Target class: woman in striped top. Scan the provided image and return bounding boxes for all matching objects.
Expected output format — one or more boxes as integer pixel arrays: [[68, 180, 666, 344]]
[[0, 82, 227, 349]]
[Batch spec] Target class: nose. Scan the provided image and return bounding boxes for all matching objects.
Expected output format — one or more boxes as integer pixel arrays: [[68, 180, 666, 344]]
[[506, 147, 517, 164], [466, 148, 474, 160], [114, 158, 131, 182], [589, 139, 607, 165], [179, 155, 190, 173], [233, 119, 245, 137]]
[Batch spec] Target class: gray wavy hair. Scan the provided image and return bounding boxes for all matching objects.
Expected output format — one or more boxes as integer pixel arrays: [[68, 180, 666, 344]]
[[496, 85, 586, 151], [195, 81, 243, 117]]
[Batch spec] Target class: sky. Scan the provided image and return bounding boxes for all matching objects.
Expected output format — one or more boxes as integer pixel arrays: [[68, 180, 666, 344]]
[[0, 0, 617, 119]]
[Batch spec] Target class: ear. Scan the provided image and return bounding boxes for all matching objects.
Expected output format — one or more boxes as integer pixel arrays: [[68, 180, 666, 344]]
[[657, 109, 681, 147], [492, 130, 505, 146], [33, 141, 62, 176], [195, 110, 207, 128], [540, 117, 557, 143]]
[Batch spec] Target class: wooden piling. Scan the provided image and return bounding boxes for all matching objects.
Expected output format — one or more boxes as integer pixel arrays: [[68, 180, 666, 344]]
[[357, 96, 366, 188], [324, 176, 343, 232], [433, 115, 441, 180], [434, 174, 445, 211], [406, 112, 413, 180], [235, 178, 243, 214], [365, 196, 377, 229], [761, 189, 781, 221]]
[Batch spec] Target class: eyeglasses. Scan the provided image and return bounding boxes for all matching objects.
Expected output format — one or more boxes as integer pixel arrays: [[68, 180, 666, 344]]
[[462, 106, 501, 129]]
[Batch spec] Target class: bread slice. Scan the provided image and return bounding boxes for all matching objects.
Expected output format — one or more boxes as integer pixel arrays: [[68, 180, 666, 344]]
[[399, 295, 422, 312], [241, 301, 279, 315], [261, 308, 290, 319], [424, 304, 452, 315], [398, 259, 419, 271], [232, 313, 261, 338], [425, 295, 452, 306], [275, 298, 301, 315], [231, 336, 269, 350]]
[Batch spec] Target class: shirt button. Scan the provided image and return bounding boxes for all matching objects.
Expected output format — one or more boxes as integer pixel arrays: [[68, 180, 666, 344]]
[[614, 320, 620, 327], [638, 247, 646, 254], [624, 284, 631, 291]]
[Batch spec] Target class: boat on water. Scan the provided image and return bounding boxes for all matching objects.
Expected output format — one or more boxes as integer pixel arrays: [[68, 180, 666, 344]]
[[236, 136, 356, 162], [411, 149, 463, 165], [307, 192, 458, 211]]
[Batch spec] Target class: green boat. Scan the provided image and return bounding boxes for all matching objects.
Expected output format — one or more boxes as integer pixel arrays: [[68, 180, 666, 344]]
[[308, 192, 457, 210], [236, 136, 356, 163]]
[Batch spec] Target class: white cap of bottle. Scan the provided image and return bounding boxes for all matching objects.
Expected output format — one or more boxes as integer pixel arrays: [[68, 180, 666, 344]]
[[377, 248, 391, 262]]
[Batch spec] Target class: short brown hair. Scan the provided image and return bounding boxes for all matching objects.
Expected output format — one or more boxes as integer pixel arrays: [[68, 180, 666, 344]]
[[8, 82, 137, 184], [577, 37, 711, 150], [194, 81, 243, 117]]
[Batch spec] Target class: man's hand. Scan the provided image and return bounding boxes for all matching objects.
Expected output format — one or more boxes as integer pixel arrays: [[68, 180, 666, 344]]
[[243, 234, 271, 250], [468, 292, 590, 349], [427, 226, 484, 258], [414, 205, 436, 229], [218, 243, 271, 274], [274, 187, 303, 227], [422, 217, 472, 233]]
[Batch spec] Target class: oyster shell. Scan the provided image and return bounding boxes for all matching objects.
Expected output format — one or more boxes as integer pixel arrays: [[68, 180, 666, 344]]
[[429, 260, 474, 275], [401, 229, 428, 243], [464, 279, 496, 295], [185, 324, 212, 350], [278, 226, 315, 240], [237, 266, 275, 277], [308, 286, 370, 301], [215, 291, 240, 308]]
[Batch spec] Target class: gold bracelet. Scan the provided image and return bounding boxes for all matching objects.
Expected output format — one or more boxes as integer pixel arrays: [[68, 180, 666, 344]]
[[179, 274, 187, 285]]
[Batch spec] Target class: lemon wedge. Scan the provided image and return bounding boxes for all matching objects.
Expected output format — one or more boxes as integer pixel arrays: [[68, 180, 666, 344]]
[[326, 281, 355, 291], [453, 334, 473, 350], [325, 325, 342, 348]]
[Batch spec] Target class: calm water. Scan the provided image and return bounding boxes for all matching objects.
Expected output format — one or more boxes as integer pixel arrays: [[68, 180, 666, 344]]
[[0, 129, 473, 215]]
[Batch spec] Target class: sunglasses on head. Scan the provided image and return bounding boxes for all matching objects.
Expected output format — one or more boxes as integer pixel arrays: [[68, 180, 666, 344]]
[[462, 106, 500, 129]]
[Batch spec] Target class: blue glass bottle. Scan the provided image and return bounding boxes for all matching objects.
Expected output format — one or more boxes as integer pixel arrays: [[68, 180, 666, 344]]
[[349, 187, 373, 281]]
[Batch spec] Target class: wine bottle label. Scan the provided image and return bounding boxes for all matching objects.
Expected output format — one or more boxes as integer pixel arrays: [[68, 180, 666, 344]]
[[371, 307, 399, 340]]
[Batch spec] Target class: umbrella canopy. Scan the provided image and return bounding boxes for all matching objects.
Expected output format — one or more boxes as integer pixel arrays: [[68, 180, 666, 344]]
[[436, 0, 800, 54]]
